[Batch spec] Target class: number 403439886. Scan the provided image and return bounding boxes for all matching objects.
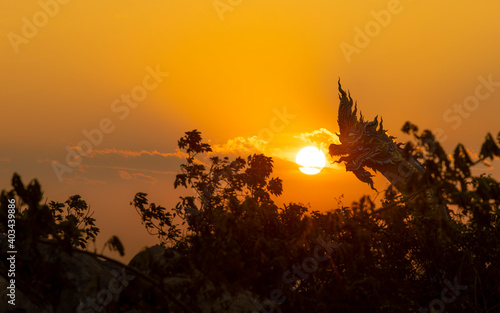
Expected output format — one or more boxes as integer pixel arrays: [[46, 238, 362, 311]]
[[7, 199, 16, 249]]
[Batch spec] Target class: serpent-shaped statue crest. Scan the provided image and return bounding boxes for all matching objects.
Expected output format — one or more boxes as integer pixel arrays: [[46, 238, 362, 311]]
[[329, 81, 408, 190], [329, 81, 450, 219]]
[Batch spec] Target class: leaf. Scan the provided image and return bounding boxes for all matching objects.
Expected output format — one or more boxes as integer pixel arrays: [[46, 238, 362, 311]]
[[453, 144, 473, 177], [104, 235, 125, 256], [267, 177, 283, 197], [479, 133, 500, 160], [401, 121, 418, 134]]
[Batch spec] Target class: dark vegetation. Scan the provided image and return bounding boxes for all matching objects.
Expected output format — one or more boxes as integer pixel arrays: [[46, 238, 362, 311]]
[[1, 125, 500, 312]]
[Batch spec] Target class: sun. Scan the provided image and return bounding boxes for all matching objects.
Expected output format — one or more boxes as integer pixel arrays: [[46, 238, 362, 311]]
[[296, 146, 327, 175]]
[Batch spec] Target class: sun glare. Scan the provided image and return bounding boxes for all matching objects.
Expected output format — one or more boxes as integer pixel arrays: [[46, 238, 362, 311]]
[[296, 146, 326, 175]]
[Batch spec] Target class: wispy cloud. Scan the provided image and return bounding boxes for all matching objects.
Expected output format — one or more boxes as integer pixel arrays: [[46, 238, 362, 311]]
[[118, 170, 133, 180], [211, 136, 268, 155], [82, 164, 176, 175], [118, 170, 158, 184], [295, 128, 340, 152], [60, 174, 107, 185], [70, 147, 187, 159], [43, 129, 341, 184], [294, 129, 342, 169], [131, 173, 159, 184], [210, 134, 297, 164], [59, 166, 164, 185], [209, 129, 340, 168]]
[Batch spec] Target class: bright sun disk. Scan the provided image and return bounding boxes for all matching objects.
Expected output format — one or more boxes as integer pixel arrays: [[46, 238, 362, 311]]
[[296, 146, 326, 175]]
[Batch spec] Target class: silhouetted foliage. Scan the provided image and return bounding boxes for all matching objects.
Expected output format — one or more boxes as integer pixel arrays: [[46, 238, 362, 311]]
[[0, 174, 129, 310], [103, 235, 125, 257], [2, 124, 500, 312], [0, 174, 99, 251], [132, 127, 500, 312]]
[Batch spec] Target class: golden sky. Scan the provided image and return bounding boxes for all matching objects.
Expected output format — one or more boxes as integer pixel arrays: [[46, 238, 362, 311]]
[[2, 0, 500, 261]]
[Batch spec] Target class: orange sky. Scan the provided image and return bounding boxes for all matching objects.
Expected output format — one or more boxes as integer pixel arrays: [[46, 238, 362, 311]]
[[1, 0, 500, 261]]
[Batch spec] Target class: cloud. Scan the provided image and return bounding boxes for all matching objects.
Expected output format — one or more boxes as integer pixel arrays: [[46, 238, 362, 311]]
[[209, 135, 296, 163], [0, 158, 11, 163], [83, 164, 176, 176], [72, 146, 214, 169], [118, 170, 133, 180], [131, 173, 159, 184], [209, 129, 341, 168], [117, 170, 159, 184], [60, 174, 107, 185], [50, 130, 341, 185], [294, 129, 342, 169], [295, 128, 340, 151], [211, 136, 268, 155], [70, 147, 187, 159]]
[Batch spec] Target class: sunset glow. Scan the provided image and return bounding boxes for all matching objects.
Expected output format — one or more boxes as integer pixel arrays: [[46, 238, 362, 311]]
[[2, 2, 500, 312], [1, 1, 500, 265], [296, 146, 327, 175]]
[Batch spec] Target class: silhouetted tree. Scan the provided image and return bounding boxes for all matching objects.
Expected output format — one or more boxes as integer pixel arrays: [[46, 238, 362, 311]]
[[2, 124, 500, 312], [133, 127, 500, 312]]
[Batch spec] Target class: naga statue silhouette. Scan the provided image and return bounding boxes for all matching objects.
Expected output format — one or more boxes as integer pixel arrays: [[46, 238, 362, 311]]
[[329, 81, 450, 219]]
